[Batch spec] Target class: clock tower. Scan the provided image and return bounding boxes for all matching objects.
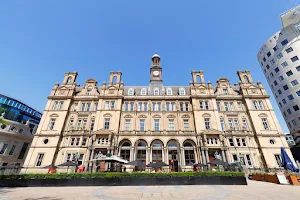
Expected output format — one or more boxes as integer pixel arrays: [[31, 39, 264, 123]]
[[150, 53, 162, 83]]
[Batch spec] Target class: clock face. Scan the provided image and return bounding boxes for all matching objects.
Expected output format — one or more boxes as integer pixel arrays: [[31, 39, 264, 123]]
[[153, 71, 159, 76]]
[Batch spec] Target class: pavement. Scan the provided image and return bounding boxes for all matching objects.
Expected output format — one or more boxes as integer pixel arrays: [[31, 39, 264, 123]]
[[0, 180, 299, 200]]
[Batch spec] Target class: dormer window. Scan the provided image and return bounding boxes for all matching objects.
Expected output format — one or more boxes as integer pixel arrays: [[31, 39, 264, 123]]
[[87, 88, 92, 95], [179, 88, 185, 95], [141, 88, 146, 95], [167, 88, 172, 95], [154, 88, 159, 95], [66, 76, 72, 84], [128, 88, 134, 96], [222, 89, 228, 95]]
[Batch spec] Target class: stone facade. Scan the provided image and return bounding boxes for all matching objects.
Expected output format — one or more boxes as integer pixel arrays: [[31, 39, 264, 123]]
[[22, 53, 295, 173]]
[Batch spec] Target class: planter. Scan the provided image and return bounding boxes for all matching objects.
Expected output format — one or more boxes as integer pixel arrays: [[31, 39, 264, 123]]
[[252, 174, 279, 184], [287, 175, 300, 185], [0, 176, 247, 187]]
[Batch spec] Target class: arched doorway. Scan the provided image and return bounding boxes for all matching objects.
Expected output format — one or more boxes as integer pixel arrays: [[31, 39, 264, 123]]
[[135, 140, 147, 171], [183, 140, 196, 165], [151, 140, 163, 163], [167, 140, 179, 172], [119, 140, 131, 161]]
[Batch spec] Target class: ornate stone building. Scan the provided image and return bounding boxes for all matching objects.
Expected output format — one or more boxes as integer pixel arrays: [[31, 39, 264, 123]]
[[22, 53, 295, 173]]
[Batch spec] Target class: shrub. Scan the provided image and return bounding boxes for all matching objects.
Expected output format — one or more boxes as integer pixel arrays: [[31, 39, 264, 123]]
[[0, 171, 244, 180]]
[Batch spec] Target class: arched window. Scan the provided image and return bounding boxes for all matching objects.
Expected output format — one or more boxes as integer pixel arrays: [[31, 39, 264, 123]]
[[179, 88, 185, 95], [244, 75, 250, 84], [196, 75, 201, 83], [112, 76, 117, 84], [154, 88, 159, 95], [183, 140, 195, 165], [128, 88, 134, 95], [167, 88, 172, 95], [66, 76, 72, 84], [141, 88, 147, 95], [119, 140, 131, 161], [151, 140, 163, 163]]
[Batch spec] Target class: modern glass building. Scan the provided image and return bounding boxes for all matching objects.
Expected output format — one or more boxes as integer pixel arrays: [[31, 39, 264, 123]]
[[0, 93, 42, 126]]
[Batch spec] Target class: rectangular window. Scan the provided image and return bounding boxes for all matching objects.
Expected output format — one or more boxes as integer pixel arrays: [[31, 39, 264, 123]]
[[253, 101, 258, 109], [282, 99, 287, 104], [281, 39, 288, 46], [52, 101, 58, 110], [222, 89, 228, 95], [217, 102, 221, 111], [258, 101, 264, 109], [246, 154, 252, 166], [82, 138, 87, 146], [125, 119, 131, 130], [104, 101, 109, 110], [90, 119, 95, 131], [274, 80, 278, 86], [242, 138, 247, 146], [154, 119, 160, 131], [234, 119, 240, 130], [73, 103, 78, 111], [104, 118, 110, 130], [48, 118, 56, 130], [152, 103, 156, 111], [82, 119, 87, 129], [205, 101, 209, 110], [274, 155, 281, 167], [77, 119, 82, 129], [274, 67, 279, 73], [237, 102, 243, 111], [228, 119, 234, 129], [75, 138, 80, 146], [110, 101, 115, 109], [138, 103, 142, 111], [232, 154, 238, 162], [286, 70, 293, 76], [183, 119, 189, 131], [278, 89, 282, 95], [291, 80, 299, 86], [283, 85, 289, 91], [278, 76, 284, 81], [277, 53, 283, 59], [281, 61, 288, 68], [130, 103, 134, 111], [236, 138, 241, 146], [94, 103, 98, 111], [171, 103, 176, 111], [228, 138, 234, 147], [180, 103, 184, 111], [296, 91, 300, 96], [224, 102, 229, 111], [204, 118, 211, 129], [81, 103, 86, 111], [296, 66, 300, 71], [220, 119, 225, 131], [199, 101, 204, 109], [140, 119, 145, 131], [288, 94, 294, 100], [9, 145, 16, 155], [242, 119, 248, 130], [70, 138, 75, 145], [157, 103, 161, 111], [270, 59, 275, 65], [273, 45, 278, 51], [287, 109, 292, 115], [125, 103, 129, 111], [35, 153, 44, 167], [292, 119, 297, 126], [18, 142, 29, 159], [86, 103, 91, 112], [0, 144, 8, 154], [286, 47, 293, 53], [69, 119, 74, 129], [185, 103, 189, 111], [168, 119, 174, 131], [262, 118, 270, 130], [291, 56, 299, 62], [228, 102, 234, 111], [144, 103, 148, 111], [267, 51, 271, 57]]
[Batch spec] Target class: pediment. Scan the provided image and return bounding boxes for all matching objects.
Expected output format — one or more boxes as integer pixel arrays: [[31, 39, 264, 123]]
[[167, 114, 176, 118], [181, 114, 190, 118], [258, 113, 268, 117], [138, 115, 147, 118], [124, 114, 133, 118], [103, 113, 113, 118], [202, 128, 223, 135], [93, 128, 112, 135], [85, 78, 97, 83], [152, 114, 161, 118]]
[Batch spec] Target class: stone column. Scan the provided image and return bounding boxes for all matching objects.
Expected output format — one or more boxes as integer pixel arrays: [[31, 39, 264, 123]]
[[205, 150, 209, 163], [89, 150, 95, 173], [147, 147, 151, 164], [221, 150, 226, 162], [201, 150, 206, 164], [130, 147, 134, 161], [181, 147, 185, 166], [225, 150, 231, 163]]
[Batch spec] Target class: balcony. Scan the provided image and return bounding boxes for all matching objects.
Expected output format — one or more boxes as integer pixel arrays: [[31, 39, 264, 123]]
[[65, 127, 91, 135]]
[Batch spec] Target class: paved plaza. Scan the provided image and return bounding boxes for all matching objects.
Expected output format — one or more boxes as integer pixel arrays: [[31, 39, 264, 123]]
[[0, 180, 299, 200]]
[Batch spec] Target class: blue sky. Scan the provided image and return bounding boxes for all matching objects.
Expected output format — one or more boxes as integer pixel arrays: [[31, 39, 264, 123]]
[[0, 0, 299, 132]]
